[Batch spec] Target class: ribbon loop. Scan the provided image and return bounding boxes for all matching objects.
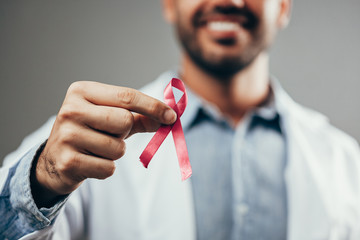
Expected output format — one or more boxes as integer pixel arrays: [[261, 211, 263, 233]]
[[139, 78, 192, 181]]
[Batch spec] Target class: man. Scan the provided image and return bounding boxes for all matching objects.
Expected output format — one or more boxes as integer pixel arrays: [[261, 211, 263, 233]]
[[1, 0, 360, 239]]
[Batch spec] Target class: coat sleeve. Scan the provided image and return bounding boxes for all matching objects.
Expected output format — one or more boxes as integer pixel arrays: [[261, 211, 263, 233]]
[[0, 116, 88, 240]]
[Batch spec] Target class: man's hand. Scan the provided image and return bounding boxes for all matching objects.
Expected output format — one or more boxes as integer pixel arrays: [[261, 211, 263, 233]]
[[31, 81, 176, 207]]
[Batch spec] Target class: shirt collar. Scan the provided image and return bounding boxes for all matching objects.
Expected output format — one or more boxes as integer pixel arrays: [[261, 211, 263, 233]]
[[185, 81, 281, 132]]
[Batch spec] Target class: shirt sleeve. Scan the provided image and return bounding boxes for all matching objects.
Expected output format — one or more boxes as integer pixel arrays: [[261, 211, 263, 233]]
[[0, 142, 69, 240]]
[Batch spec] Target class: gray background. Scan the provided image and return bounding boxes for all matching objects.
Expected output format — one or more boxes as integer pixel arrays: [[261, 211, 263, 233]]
[[1, 0, 359, 164]]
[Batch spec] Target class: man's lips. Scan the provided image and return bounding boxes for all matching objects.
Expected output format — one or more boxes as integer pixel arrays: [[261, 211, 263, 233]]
[[197, 14, 250, 28], [207, 21, 240, 32], [200, 19, 244, 40], [196, 14, 252, 40]]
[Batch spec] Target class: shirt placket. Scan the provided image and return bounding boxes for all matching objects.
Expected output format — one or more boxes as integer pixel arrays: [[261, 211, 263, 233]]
[[231, 115, 252, 240]]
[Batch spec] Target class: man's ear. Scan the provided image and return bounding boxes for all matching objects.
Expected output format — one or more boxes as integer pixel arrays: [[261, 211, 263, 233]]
[[277, 0, 292, 29], [162, 0, 176, 24]]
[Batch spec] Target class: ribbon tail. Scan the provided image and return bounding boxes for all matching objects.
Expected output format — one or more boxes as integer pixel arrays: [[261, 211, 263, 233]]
[[172, 120, 192, 181], [139, 125, 172, 168]]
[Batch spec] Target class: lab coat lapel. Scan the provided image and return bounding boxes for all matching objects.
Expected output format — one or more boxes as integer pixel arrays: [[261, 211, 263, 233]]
[[276, 85, 333, 240]]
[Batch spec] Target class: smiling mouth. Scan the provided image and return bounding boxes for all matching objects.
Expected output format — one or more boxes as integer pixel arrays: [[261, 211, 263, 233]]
[[207, 21, 240, 32], [195, 7, 257, 33], [198, 19, 245, 42]]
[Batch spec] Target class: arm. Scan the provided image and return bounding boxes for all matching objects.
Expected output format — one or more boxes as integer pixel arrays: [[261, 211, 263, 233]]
[[0, 117, 55, 239], [0, 142, 65, 239]]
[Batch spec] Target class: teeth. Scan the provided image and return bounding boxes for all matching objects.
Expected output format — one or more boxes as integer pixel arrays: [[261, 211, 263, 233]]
[[208, 21, 239, 31]]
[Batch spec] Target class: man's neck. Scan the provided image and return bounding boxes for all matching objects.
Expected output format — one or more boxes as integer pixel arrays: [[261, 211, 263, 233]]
[[180, 52, 270, 125]]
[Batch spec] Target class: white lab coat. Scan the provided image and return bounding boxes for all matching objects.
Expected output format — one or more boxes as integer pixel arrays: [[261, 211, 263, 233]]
[[1, 72, 360, 240]]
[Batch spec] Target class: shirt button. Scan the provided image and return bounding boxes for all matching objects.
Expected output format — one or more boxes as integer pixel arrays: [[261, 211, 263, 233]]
[[237, 203, 249, 215]]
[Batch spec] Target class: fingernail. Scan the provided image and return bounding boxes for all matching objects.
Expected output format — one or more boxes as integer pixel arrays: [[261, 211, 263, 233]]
[[164, 109, 176, 123]]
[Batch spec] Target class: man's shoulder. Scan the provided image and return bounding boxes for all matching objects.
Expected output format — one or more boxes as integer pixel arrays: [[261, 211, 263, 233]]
[[285, 100, 360, 158], [272, 79, 359, 156]]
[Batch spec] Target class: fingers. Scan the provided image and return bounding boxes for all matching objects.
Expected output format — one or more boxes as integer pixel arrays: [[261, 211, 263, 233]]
[[67, 81, 177, 125], [58, 151, 117, 184], [77, 104, 169, 138], [75, 154, 116, 180], [127, 113, 164, 137], [67, 126, 126, 160], [81, 104, 134, 137]]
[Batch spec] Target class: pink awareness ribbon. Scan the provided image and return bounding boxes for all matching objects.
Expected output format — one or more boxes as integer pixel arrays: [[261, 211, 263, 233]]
[[139, 78, 192, 181]]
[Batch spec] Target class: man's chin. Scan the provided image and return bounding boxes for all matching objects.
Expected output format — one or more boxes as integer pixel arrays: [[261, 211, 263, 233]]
[[188, 47, 258, 79], [200, 38, 245, 54], [193, 57, 246, 79]]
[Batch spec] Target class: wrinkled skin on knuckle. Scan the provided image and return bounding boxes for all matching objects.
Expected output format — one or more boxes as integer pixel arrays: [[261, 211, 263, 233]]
[[113, 140, 126, 160], [67, 81, 87, 96], [100, 137, 122, 160], [150, 101, 166, 120], [117, 88, 136, 106], [121, 111, 134, 132], [58, 125, 79, 145], [104, 137, 125, 160], [104, 111, 112, 125], [108, 163, 116, 176], [60, 152, 87, 185], [57, 103, 83, 124], [98, 162, 116, 179], [58, 150, 79, 175]]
